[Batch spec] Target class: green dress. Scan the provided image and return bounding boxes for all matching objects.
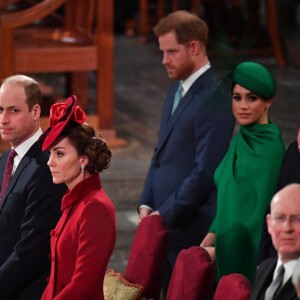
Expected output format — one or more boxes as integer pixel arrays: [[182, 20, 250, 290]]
[[209, 121, 285, 283]]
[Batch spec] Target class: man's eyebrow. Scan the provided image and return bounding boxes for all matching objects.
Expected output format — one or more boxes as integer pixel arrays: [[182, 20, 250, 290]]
[[0, 105, 18, 109], [6, 105, 19, 110]]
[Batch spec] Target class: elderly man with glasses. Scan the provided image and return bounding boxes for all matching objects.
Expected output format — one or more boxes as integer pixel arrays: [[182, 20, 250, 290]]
[[251, 183, 300, 300]]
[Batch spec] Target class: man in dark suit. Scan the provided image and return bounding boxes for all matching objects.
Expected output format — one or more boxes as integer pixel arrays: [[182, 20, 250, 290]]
[[138, 10, 235, 295], [258, 122, 300, 263], [0, 75, 67, 299], [251, 183, 300, 300]]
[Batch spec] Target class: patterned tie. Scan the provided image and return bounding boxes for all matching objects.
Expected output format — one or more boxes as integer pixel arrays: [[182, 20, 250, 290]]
[[265, 264, 285, 300], [0, 149, 17, 203], [171, 83, 183, 115]]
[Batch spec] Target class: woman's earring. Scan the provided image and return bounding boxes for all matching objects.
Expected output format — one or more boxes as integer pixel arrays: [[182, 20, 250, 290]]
[[265, 106, 269, 111], [81, 164, 85, 179]]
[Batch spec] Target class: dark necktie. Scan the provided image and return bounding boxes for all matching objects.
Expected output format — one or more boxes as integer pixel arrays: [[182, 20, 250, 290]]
[[171, 83, 183, 115], [265, 264, 285, 300], [0, 149, 17, 202]]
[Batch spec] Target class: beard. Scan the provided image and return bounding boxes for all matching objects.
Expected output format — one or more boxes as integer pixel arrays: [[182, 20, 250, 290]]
[[165, 60, 195, 81]]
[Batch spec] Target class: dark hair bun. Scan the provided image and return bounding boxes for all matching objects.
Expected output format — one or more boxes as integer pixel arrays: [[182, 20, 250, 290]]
[[85, 134, 111, 173]]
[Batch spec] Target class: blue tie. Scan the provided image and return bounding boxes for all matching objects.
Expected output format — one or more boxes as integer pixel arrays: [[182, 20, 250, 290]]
[[171, 83, 183, 115]]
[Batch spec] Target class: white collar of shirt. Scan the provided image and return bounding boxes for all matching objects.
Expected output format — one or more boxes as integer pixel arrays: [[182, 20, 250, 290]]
[[12, 128, 43, 173], [181, 62, 211, 97], [274, 258, 298, 285], [292, 257, 300, 287]]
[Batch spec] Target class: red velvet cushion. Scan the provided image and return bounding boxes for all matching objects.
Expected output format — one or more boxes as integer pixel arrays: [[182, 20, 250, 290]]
[[124, 215, 170, 299], [214, 273, 250, 300], [166, 246, 216, 300]]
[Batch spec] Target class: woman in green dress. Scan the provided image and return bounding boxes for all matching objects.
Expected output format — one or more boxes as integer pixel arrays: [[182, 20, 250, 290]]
[[200, 61, 286, 284]]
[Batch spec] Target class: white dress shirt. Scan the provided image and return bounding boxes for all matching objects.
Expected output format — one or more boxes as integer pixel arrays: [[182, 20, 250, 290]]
[[181, 62, 211, 97], [12, 128, 43, 174], [265, 258, 298, 298]]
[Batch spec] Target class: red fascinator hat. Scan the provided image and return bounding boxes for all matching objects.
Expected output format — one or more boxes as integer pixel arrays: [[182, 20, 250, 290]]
[[40, 95, 86, 151]]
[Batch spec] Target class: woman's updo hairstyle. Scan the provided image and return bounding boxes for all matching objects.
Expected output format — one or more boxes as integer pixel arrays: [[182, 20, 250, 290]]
[[60, 122, 111, 174]]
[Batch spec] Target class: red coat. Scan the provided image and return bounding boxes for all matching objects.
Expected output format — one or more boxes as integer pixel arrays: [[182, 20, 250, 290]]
[[41, 173, 116, 300]]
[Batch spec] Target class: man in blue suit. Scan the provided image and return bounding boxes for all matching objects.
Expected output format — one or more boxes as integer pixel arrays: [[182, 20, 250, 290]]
[[138, 10, 235, 295], [0, 75, 66, 299]]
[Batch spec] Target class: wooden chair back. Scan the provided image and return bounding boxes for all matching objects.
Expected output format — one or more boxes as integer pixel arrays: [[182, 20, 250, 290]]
[[0, 0, 122, 151]]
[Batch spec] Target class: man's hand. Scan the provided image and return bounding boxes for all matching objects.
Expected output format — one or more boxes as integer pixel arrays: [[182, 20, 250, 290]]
[[138, 207, 152, 224], [201, 246, 216, 263], [150, 210, 160, 216]]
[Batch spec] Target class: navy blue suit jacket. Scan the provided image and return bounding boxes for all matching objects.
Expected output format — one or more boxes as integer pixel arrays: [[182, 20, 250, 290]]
[[251, 257, 298, 300], [0, 141, 67, 300], [140, 68, 235, 248]]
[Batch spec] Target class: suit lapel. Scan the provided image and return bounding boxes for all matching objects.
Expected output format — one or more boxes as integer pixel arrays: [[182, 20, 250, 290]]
[[253, 259, 298, 300], [276, 278, 298, 300], [0, 142, 40, 212], [155, 69, 213, 158], [0, 151, 9, 184], [155, 92, 193, 155], [252, 258, 277, 300]]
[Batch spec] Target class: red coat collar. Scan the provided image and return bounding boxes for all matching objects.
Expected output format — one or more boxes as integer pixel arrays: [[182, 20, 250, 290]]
[[61, 173, 102, 211]]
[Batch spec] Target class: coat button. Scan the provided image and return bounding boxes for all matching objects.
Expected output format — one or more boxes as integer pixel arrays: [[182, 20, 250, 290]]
[[155, 163, 160, 168]]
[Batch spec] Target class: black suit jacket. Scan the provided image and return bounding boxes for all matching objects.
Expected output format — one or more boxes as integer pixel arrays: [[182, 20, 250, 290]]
[[0, 141, 67, 300], [251, 257, 298, 300]]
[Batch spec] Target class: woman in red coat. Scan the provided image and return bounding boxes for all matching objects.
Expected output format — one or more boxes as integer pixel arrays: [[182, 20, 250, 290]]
[[40, 96, 116, 300]]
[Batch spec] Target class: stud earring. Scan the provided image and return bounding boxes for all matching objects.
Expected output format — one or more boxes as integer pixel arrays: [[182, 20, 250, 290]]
[[81, 164, 85, 179], [265, 107, 269, 111]]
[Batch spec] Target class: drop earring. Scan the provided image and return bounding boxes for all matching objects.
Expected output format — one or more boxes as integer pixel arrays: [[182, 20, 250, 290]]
[[265, 107, 269, 111], [81, 165, 85, 179]]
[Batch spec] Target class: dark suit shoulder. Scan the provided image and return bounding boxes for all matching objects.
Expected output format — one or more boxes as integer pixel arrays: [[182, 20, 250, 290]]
[[190, 68, 232, 112], [25, 143, 65, 191], [277, 141, 300, 191], [258, 257, 278, 268], [26, 141, 49, 160], [251, 258, 277, 300], [255, 257, 277, 278]]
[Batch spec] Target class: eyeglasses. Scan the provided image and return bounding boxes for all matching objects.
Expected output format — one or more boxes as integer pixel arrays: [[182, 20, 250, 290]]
[[271, 215, 300, 226]]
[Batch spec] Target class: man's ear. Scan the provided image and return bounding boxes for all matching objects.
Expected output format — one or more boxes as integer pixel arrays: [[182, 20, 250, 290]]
[[189, 40, 201, 55], [32, 104, 41, 121], [267, 214, 272, 234]]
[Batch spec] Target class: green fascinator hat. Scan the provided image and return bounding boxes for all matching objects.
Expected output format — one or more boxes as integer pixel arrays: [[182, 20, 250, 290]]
[[233, 62, 276, 100]]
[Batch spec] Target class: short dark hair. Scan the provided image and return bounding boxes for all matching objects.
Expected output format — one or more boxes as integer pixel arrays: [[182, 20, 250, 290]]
[[153, 10, 209, 46], [2, 75, 42, 111], [60, 122, 111, 174]]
